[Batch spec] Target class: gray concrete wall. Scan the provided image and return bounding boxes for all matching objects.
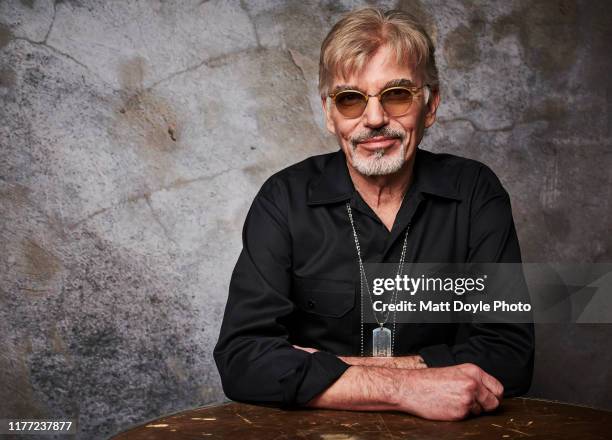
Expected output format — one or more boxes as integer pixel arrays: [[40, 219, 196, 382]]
[[1, 0, 610, 438]]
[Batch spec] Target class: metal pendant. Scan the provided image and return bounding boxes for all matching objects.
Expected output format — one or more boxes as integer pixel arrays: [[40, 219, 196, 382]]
[[373, 325, 392, 357]]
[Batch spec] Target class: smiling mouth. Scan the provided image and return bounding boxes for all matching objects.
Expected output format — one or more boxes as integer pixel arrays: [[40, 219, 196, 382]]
[[358, 136, 399, 150]]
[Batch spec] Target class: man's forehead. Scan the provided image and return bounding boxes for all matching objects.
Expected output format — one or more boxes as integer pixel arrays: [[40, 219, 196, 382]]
[[328, 44, 424, 91]]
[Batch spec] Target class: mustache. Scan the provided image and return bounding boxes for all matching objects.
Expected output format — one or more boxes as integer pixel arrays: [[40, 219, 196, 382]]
[[350, 127, 405, 148]]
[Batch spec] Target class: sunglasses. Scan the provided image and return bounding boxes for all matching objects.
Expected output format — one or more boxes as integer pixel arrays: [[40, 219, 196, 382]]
[[328, 85, 430, 119]]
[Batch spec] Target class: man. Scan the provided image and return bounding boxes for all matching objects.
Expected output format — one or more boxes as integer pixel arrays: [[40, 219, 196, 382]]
[[214, 7, 534, 421]]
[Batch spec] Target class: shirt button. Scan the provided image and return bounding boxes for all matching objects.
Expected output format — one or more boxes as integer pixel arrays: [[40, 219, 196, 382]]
[[307, 300, 315, 309]]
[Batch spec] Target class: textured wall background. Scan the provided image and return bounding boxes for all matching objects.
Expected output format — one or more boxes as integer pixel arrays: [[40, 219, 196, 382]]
[[1, 0, 611, 438]]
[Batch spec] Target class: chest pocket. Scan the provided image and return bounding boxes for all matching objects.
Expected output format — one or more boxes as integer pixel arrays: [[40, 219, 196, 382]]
[[292, 276, 356, 318]]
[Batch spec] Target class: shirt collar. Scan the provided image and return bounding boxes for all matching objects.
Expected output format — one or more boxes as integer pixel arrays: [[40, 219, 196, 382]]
[[307, 147, 462, 205]]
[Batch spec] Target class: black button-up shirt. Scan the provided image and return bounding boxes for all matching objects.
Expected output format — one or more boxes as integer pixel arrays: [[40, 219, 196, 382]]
[[214, 147, 534, 408]]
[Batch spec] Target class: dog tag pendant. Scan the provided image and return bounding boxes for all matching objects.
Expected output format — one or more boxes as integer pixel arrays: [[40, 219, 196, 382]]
[[373, 324, 392, 357]]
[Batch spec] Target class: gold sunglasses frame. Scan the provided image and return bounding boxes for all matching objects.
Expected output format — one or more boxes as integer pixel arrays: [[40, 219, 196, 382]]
[[328, 84, 430, 118]]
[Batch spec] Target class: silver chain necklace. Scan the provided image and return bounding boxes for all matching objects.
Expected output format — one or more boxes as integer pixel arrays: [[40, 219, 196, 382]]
[[346, 199, 410, 357]]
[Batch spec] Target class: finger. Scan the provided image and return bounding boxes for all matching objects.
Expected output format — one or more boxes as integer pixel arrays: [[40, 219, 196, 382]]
[[461, 364, 504, 399], [480, 371, 504, 399], [293, 345, 318, 353], [475, 383, 499, 412]]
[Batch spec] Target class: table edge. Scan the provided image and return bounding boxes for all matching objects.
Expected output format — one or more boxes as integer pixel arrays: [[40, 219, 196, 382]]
[[107, 400, 234, 440]]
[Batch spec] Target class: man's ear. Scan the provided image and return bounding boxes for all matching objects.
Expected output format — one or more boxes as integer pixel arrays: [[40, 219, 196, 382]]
[[321, 96, 336, 134], [424, 88, 441, 128]]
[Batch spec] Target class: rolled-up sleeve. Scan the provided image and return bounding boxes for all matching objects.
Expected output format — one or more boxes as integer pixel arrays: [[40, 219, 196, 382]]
[[418, 164, 535, 397], [213, 178, 349, 407]]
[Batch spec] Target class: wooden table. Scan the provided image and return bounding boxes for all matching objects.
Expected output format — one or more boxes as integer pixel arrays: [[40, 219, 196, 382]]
[[111, 398, 612, 439]]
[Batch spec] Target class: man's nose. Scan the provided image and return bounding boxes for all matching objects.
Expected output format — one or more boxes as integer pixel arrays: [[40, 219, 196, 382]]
[[363, 96, 388, 127]]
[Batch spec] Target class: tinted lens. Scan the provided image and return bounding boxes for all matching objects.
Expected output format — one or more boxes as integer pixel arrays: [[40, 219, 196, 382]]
[[334, 91, 367, 118], [381, 87, 414, 116]]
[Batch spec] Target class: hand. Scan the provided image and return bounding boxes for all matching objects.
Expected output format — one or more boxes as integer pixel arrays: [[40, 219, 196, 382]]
[[395, 363, 504, 421]]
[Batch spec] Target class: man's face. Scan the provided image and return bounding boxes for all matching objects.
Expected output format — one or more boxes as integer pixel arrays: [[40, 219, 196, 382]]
[[322, 45, 440, 177]]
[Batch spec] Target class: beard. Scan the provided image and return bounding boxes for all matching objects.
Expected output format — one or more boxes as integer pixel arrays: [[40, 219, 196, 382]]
[[348, 127, 408, 176]]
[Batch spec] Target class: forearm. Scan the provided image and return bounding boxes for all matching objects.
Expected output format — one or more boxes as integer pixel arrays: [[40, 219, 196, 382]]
[[305, 365, 402, 411], [293, 345, 427, 370], [307, 362, 505, 420], [339, 355, 427, 369]]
